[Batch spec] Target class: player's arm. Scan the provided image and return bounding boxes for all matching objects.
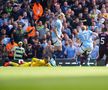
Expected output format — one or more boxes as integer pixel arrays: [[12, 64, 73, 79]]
[[92, 32, 98, 37], [89, 30, 99, 40], [9, 61, 19, 67]]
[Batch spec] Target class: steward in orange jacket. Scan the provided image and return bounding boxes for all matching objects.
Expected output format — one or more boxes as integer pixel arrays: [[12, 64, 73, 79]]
[[26, 26, 36, 38], [6, 38, 18, 60]]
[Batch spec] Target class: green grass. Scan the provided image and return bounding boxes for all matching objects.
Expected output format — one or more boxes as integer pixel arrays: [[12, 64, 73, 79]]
[[0, 67, 108, 90]]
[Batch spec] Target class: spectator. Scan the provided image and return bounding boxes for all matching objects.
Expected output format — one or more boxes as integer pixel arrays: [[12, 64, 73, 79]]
[[36, 21, 46, 40], [6, 38, 18, 61], [26, 43, 35, 60], [11, 41, 27, 61], [62, 22, 71, 37], [0, 0, 108, 66], [32, 38, 43, 59], [11, 5, 20, 21], [61, 1, 70, 13], [26, 25, 36, 38], [64, 39, 76, 59], [43, 40, 54, 58], [13, 24, 25, 43]]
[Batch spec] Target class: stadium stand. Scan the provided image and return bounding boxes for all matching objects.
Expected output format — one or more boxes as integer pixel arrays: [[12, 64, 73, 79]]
[[0, 0, 108, 66]]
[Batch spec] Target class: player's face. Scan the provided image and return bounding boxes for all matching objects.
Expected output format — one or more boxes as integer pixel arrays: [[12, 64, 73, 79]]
[[45, 56, 50, 62]]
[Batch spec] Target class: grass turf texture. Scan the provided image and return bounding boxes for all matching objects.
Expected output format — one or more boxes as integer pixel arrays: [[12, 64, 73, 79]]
[[0, 67, 108, 90]]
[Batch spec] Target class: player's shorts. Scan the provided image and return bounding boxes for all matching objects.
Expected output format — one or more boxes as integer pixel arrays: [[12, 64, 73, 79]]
[[52, 38, 62, 46], [78, 44, 93, 55]]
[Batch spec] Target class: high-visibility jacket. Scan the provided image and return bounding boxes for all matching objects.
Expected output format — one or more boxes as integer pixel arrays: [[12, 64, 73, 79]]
[[32, 2, 43, 20], [26, 26, 36, 38], [6, 42, 18, 57]]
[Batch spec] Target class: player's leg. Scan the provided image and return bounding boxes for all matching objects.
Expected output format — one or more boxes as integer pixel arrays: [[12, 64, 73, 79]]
[[54, 40, 62, 51], [20, 62, 31, 67], [85, 46, 93, 66], [105, 49, 108, 66], [76, 46, 85, 66], [96, 48, 104, 66], [105, 56, 108, 67], [9, 61, 19, 66]]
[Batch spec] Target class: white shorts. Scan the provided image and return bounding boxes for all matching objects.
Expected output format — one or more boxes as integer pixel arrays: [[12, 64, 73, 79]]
[[52, 38, 61, 46], [78, 45, 93, 55]]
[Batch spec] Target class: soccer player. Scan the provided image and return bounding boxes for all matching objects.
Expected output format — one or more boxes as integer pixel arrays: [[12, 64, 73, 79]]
[[20, 56, 56, 67], [51, 13, 65, 51], [75, 26, 98, 66], [4, 56, 56, 67], [96, 27, 108, 66]]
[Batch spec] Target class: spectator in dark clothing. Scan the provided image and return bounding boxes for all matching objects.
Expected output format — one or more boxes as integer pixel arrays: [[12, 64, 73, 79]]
[[11, 6, 20, 21], [26, 44, 35, 60], [33, 43, 44, 59]]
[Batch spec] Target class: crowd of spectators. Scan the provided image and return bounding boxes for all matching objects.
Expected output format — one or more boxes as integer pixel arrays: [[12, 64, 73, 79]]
[[0, 0, 108, 66]]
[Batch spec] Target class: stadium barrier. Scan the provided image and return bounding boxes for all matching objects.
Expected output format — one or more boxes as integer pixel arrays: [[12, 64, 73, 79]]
[[0, 58, 105, 66], [55, 58, 105, 66]]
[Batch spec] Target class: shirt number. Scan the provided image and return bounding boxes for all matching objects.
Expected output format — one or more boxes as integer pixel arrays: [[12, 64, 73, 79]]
[[100, 37, 105, 44]]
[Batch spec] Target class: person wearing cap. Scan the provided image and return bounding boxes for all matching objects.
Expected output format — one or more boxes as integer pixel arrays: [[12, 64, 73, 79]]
[[10, 41, 27, 64]]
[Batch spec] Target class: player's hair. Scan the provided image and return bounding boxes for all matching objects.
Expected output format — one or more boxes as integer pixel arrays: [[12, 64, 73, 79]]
[[44, 56, 50, 60]]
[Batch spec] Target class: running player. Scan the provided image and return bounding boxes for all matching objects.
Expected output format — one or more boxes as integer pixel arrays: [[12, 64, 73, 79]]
[[51, 13, 65, 51], [96, 27, 108, 66], [75, 26, 98, 66]]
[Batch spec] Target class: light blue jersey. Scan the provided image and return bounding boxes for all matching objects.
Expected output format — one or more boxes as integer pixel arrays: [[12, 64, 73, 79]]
[[51, 19, 62, 46], [77, 30, 93, 47], [51, 19, 62, 39]]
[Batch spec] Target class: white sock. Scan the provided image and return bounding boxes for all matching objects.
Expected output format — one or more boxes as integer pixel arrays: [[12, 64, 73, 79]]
[[106, 64, 108, 67]]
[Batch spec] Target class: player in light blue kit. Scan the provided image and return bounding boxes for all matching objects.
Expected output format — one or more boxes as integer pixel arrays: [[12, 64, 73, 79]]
[[76, 26, 98, 66], [51, 13, 65, 51]]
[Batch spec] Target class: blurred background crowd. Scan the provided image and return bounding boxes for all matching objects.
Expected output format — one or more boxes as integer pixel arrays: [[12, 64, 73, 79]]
[[0, 0, 108, 66]]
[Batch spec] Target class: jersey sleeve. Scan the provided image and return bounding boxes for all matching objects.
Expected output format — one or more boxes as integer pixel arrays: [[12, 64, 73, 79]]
[[89, 30, 93, 36]]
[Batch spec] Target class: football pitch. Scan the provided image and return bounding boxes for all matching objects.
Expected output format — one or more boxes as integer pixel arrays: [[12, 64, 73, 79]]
[[0, 67, 108, 90]]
